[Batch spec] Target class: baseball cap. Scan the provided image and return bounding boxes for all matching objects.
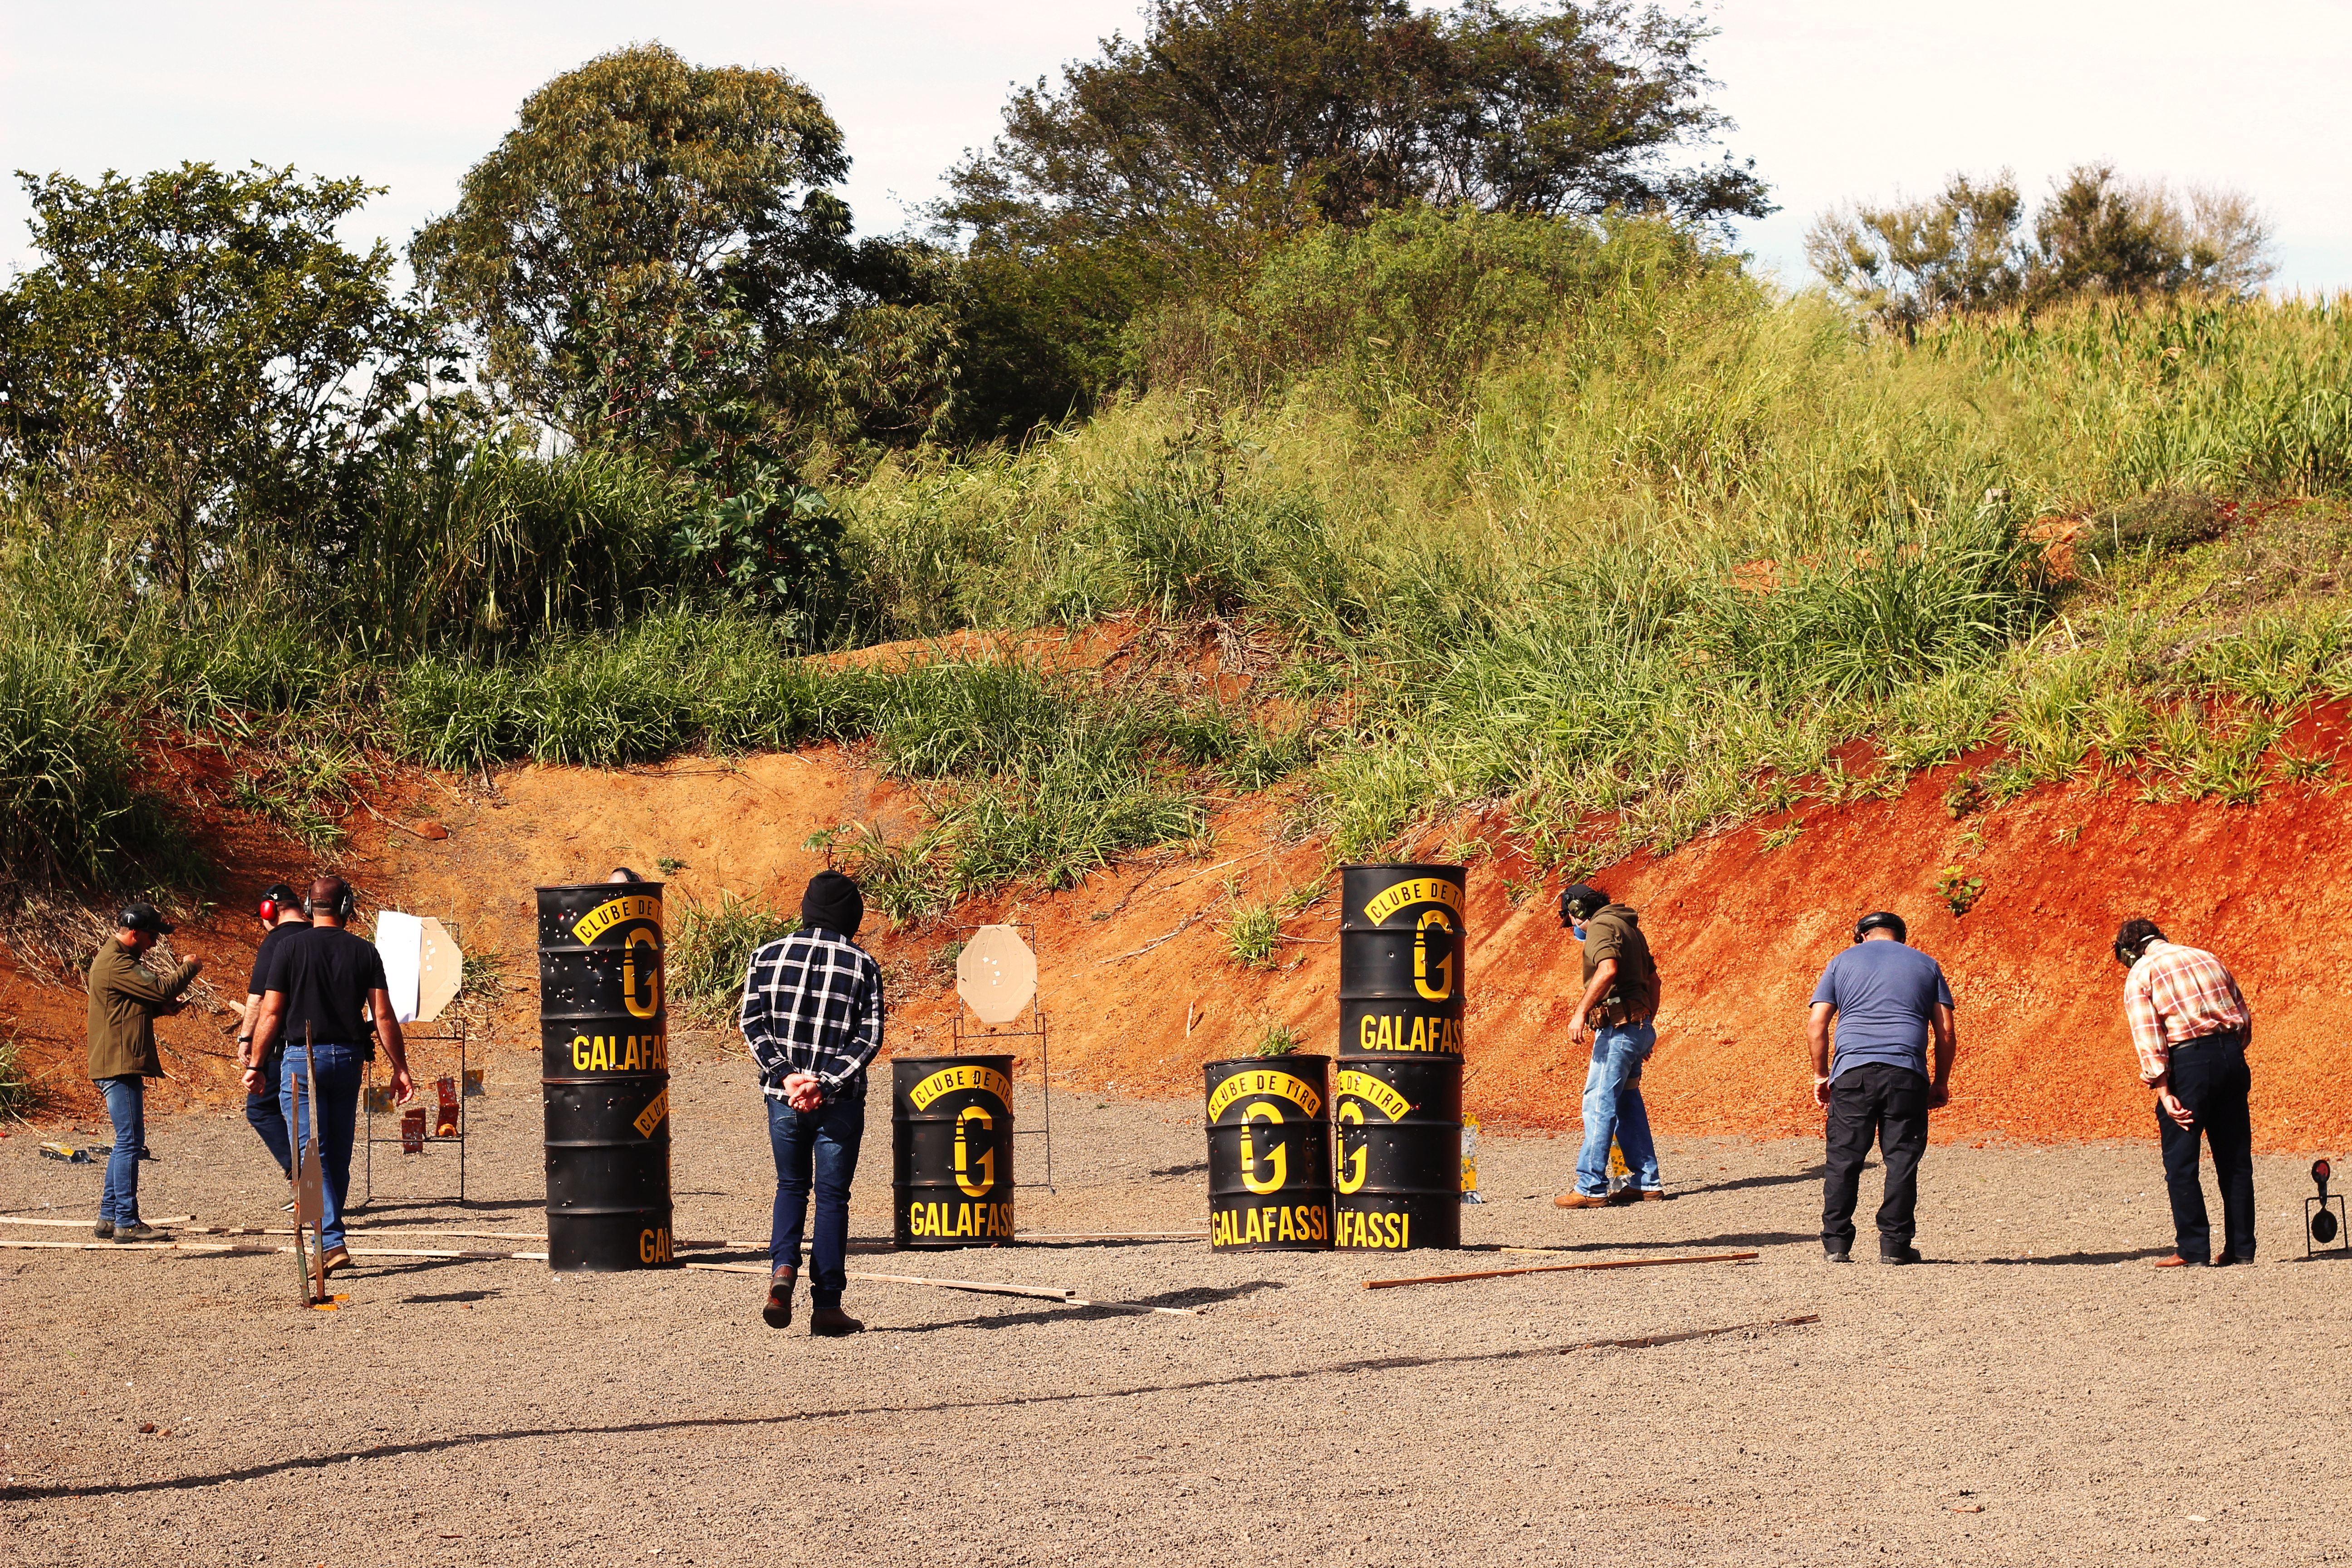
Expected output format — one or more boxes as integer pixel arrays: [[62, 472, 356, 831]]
[[118, 902, 175, 935]]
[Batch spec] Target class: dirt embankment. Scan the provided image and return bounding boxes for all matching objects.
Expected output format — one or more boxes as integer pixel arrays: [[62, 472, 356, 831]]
[[8, 681, 2348, 1153]]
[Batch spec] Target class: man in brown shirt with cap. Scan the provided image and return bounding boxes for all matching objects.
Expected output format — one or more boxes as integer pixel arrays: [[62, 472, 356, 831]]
[[1554, 882, 1666, 1208], [85, 902, 203, 1241]]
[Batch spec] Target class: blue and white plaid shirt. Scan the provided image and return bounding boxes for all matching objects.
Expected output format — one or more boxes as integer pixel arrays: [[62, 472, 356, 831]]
[[739, 926, 885, 1102]]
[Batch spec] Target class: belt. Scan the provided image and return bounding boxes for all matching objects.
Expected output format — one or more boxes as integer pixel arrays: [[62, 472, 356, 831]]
[[2171, 1027, 2245, 1054]]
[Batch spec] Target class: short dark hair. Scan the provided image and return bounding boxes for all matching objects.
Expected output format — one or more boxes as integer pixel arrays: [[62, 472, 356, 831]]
[[2114, 917, 2165, 966]]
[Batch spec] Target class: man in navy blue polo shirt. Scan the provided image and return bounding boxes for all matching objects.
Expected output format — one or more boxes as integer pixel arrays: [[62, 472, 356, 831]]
[[1807, 911, 1956, 1264]]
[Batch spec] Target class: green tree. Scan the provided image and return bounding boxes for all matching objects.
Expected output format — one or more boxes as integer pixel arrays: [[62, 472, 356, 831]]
[[936, 0, 1766, 437], [1809, 163, 2275, 332], [2027, 163, 2274, 307], [412, 41, 955, 467], [0, 162, 428, 597], [1805, 172, 2027, 336]]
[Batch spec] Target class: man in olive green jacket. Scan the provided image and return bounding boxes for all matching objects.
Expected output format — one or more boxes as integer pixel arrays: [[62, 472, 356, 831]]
[[85, 902, 202, 1242]]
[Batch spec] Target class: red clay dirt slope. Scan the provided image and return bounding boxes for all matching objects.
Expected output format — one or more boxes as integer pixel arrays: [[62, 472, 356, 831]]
[[8, 723, 2347, 1155]]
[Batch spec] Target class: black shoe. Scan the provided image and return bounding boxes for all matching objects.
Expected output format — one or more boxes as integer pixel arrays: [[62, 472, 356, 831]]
[[92, 1220, 114, 1240], [762, 1271, 796, 1329], [1880, 1243, 1921, 1265], [1823, 1243, 1850, 1264]]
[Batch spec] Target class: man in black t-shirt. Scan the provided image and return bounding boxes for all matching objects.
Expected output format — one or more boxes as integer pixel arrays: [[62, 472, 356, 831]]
[[235, 882, 309, 1180], [246, 876, 414, 1274]]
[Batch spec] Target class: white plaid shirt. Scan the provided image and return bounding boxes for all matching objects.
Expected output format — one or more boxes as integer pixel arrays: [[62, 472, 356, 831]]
[[2122, 941, 2249, 1087], [739, 927, 885, 1102]]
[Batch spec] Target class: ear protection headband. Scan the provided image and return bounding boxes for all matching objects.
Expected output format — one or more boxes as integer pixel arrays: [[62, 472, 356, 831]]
[[1558, 884, 1608, 928], [2114, 927, 2163, 967], [258, 882, 298, 922], [304, 881, 357, 920], [1853, 911, 1907, 943]]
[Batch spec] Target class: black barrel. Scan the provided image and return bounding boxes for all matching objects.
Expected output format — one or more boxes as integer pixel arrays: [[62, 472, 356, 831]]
[[1340, 1000, 1465, 1057], [1337, 864, 1465, 1056], [537, 883, 674, 1271], [1333, 1057, 1463, 1250], [892, 1055, 1016, 1248], [1336, 864, 1466, 1251], [1205, 1056, 1333, 1250]]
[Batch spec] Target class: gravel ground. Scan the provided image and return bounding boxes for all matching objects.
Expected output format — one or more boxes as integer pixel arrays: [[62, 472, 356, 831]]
[[5, 1033, 2350, 1567]]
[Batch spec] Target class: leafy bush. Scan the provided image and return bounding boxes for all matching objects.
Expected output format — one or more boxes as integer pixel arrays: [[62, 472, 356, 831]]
[[350, 424, 683, 656], [0, 641, 141, 883], [668, 891, 800, 1028], [1224, 901, 1280, 968], [0, 1033, 52, 1118]]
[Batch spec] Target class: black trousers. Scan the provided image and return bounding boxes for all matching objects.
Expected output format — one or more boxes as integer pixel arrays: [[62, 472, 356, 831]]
[[2159, 1035, 2256, 1263], [1822, 1064, 1930, 1251]]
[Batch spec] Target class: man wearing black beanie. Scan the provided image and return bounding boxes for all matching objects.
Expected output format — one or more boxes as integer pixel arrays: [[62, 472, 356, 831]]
[[739, 869, 883, 1335]]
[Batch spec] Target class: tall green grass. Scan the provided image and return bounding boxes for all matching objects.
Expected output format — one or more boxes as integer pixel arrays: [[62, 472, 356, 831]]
[[840, 216, 2352, 862], [10, 208, 2352, 907], [668, 890, 800, 1027]]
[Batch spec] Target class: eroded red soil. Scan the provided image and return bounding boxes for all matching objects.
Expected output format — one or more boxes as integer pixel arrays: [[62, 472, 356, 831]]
[[9, 692, 2347, 1157]]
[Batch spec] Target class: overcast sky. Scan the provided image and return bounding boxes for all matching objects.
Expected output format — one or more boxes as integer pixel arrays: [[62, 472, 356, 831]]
[[3, 1, 2346, 295]]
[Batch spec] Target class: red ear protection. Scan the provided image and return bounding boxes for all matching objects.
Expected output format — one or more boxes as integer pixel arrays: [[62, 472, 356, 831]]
[[258, 882, 298, 923], [258, 895, 280, 922]]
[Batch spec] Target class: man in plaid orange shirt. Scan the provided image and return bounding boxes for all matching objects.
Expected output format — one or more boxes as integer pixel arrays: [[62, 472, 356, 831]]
[[2115, 918, 2255, 1268]]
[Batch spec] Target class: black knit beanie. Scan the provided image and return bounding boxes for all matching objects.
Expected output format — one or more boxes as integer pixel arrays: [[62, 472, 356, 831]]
[[801, 870, 864, 936]]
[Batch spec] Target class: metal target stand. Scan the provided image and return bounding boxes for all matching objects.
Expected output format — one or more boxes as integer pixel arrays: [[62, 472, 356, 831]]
[[2308, 1158, 2348, 1259], [951, 922, 1054, 1193], [358, 1019, 475, 1207]]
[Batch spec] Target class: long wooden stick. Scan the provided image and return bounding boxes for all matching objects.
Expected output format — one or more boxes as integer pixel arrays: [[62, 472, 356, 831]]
[[0, 1215, 196, 1227], [0, 1239, 550, 1260], [1013, 1230, 1209, 1241], [1362, 1250, 1759, 1290]]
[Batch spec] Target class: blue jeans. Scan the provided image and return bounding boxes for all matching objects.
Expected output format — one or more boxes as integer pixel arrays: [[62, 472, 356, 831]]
[[245, 1046, 293, 1176], [767, 1077, 867, 1309], [97, 1076, 145, 1226], [280, 1044, 365, 1250], [1575, 1022, 1661, 1196]]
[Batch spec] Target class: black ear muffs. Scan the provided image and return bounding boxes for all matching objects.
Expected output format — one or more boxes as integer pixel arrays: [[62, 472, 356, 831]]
[[304, 882, 357, 920]]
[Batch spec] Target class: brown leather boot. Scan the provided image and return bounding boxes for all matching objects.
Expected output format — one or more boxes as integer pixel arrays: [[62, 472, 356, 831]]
[[762, 1269, 796, 1328], [809, 1306, 864, 1337]]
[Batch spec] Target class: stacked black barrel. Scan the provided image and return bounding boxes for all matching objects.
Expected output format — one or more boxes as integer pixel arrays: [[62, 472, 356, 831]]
[[1334, 863, 1465, 1251], [536, 883, 675, 1270]]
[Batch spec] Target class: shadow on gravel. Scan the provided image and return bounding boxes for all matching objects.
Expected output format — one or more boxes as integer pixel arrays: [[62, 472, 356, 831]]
[[2, 1315, 1818, 1504], [400, 1289, 503, 1303], [1671, 1165, 1834, 1197], [1149, 1161, 1208, 1177], [887, 1279, 1289, 1335], [346, 1197, 542, 1222]]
